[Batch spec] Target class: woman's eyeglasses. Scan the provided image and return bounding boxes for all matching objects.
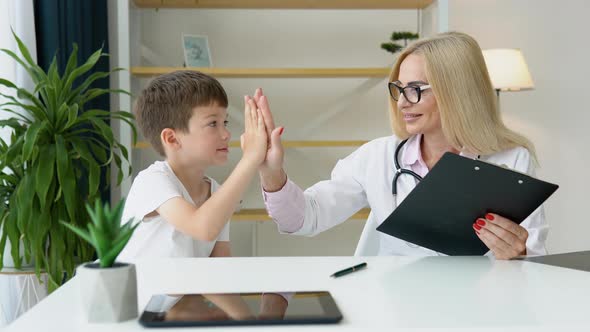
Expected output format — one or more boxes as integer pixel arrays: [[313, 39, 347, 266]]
[[388, 82, 431, 104]]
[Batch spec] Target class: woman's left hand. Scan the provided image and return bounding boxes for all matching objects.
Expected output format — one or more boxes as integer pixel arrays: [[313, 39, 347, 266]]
[[473, 213, 528, 260]]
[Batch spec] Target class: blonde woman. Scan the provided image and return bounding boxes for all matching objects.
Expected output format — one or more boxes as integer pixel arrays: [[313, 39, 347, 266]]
[[250, 32, 547, 259]]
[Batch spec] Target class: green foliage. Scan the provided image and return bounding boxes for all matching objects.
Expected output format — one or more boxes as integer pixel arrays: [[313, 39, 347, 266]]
[[61, 199, 137, 268], [381, 31, 420, 54], [0, 30, 137, 292], [380, 43, 403, 54], [391, 32, 419, 41]]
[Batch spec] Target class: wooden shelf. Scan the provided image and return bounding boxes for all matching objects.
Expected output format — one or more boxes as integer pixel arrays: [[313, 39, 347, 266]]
[[134, 140, 368, 149], [130, 67, 390, 78], [232, 208, 370, 221], [279, 140, 368, 148], [133, 0, 433, 9]]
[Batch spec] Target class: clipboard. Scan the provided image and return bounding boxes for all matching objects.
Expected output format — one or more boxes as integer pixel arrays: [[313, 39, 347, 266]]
[[376, 152, 558, 256]]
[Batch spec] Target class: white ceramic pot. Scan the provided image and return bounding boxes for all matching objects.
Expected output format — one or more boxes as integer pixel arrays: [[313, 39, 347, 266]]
[[76, 262, 138, 323]]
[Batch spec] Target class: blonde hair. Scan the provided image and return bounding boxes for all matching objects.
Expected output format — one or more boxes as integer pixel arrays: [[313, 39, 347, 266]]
[[388, 31, 537, 162]]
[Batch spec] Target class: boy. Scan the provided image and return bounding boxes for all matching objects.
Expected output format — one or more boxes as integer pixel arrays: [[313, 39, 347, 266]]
[[118, 70, 268, 261]]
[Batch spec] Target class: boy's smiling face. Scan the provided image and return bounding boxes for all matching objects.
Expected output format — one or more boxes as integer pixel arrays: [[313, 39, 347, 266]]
[[173, 104, 231, 167]]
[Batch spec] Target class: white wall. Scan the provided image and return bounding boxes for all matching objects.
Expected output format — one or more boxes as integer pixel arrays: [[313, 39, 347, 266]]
[[449, 0, 590, 253]]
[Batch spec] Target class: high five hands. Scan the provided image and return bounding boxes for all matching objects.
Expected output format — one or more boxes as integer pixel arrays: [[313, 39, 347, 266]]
[[244, 89, 287, 192]]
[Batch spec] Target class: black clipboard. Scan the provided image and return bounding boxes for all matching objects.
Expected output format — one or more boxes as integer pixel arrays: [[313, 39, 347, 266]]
[[376, 152, 558, 256]]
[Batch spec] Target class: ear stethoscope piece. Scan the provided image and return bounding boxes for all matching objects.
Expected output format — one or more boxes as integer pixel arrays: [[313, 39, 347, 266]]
[[392, 139, 423, 196]]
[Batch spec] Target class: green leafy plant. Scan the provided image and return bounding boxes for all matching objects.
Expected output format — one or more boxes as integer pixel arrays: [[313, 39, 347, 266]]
[[61, 199, 137, 268], [381, 31, 419, 54], [0, 31, 137, 291]]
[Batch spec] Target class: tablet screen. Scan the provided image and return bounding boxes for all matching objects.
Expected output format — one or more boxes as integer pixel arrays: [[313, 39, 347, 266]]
[[139, 291, 342, 327]]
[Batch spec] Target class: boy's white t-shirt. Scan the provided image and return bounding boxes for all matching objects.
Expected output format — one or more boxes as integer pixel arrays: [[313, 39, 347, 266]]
[[117, 161, 230, 263]]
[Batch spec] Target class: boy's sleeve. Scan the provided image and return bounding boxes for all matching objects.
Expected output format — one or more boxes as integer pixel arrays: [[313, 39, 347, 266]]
[[123, 169, 183, 225]]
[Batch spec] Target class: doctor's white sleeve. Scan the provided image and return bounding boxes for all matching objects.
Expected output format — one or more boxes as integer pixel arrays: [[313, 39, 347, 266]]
[[514, 147, 549, 256], [263, 179, 306, 233], [264, 145, 370, 237]]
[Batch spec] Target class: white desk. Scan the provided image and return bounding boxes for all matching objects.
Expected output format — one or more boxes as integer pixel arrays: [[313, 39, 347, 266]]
[[6, 256, 590, 331]]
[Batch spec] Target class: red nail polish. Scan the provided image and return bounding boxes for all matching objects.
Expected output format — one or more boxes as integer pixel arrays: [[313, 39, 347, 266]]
[[476, 219, 486, 226], [279, 127, 284, 135], [473, 223, 482, 230], [486, 213, 495, 221]]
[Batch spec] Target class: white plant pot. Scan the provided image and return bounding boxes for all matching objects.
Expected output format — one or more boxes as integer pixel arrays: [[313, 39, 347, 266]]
[[76, 262, 138, 323]]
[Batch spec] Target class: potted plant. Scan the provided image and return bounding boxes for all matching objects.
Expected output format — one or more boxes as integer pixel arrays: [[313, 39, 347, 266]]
[[0, 31, 136, 292], [61, 199, 138, 323], [381, 31, 419, 54]]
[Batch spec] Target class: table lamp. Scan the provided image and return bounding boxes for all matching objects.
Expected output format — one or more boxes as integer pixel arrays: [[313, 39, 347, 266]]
[[482, 48, 534, 101]]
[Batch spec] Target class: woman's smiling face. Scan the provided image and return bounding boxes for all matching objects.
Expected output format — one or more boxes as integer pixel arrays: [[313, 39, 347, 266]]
[[396, 53, 441, 137]]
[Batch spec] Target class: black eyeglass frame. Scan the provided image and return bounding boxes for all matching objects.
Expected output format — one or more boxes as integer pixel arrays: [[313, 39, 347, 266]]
[[388, 82, 432, 104]]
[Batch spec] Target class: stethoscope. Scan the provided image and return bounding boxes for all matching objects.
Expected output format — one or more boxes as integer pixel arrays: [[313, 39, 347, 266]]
[[391, 138, 480, 196], [392, 139, 423, 196]]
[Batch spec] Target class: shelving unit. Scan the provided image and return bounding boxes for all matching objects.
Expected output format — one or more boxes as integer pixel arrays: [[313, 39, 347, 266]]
[[111, 0, 447, 256], [112, 0, 448, 198], [131, 67, 390, 78]]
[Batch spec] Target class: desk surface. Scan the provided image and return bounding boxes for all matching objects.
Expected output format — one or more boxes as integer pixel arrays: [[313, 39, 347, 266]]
[[7, 256, 590, 331]]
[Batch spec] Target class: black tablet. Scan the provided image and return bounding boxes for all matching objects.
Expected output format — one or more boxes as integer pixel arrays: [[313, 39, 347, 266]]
[[139, 291, 342, 327], [377, 152, 558, 256]]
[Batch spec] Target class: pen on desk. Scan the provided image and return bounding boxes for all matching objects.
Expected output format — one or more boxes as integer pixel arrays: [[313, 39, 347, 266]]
[[330, 262, 367, 278]]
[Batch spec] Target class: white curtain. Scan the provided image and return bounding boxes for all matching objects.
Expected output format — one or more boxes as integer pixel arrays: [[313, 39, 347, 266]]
[[0, 0, 47, 327]]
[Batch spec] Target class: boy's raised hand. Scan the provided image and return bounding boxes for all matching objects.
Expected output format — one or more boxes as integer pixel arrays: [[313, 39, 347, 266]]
[[251, 89, 284, 173], [240, 96, 268, 166]]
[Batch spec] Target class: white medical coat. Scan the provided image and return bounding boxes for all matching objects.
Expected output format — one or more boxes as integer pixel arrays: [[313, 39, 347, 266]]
[[287, 135, 548, 257]]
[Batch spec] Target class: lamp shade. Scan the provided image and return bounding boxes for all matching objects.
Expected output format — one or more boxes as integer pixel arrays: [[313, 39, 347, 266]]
[[482, 48, 534, 91]]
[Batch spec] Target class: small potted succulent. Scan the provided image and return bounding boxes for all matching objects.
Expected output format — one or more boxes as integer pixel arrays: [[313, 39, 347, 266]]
[[61, 199, 138, 323]]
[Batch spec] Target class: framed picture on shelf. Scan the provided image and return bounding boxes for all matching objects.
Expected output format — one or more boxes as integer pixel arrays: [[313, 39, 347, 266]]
[[182, 34, 212, 67]]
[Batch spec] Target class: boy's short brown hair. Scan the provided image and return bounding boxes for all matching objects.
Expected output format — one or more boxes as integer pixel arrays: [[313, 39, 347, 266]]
[[134, 70, 228, 156]]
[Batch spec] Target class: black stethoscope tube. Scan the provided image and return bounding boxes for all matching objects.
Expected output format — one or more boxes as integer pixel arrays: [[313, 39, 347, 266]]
[[392, 139, 423, 196]]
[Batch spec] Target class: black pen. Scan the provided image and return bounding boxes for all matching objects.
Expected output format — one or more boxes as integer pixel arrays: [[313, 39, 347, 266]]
[[330, 262, 367, 278]]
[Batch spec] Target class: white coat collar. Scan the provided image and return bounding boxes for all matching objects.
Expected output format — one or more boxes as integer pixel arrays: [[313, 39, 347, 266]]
[[400, 134, 479, 168]]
